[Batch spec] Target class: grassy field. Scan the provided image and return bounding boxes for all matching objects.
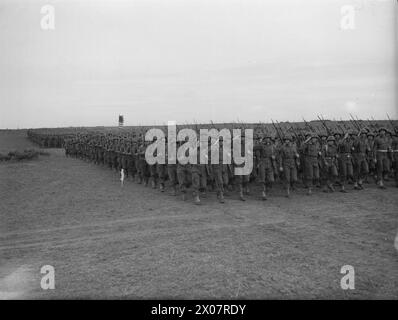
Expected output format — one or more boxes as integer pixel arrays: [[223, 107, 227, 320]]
[[0, 130, 397, 299]]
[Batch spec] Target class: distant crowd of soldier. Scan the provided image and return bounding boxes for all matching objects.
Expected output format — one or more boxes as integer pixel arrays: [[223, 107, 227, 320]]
[[28, 121, 398, 205]]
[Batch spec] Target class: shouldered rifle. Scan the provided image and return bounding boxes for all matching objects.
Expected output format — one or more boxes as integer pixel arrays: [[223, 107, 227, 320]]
[[302, 117, 316, 133], [271, 119, 283, 142], [317, 115, 332, 136], [387, 113, 395, 130]]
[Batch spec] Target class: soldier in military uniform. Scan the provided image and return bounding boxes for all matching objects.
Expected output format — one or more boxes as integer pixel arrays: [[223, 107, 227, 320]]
[[254, 134, 276, 200], [210, 137, 228, 203], [176, 139, 192, 201], [302, 133, 321, 195], [136, 141, 149, 185], [233, 131, 251, 201], [352, 129, 370, 190], [191, 139, 209, 204], [321, 135, 338, 192], [156, 137, 167, 192], [337, 131, 354, 192], [278, 135, 300, 197], [167, 140, 178, 196], [373, 127, 391, 188], [365, 131, 377, 183], [392, 127, 398, 187]]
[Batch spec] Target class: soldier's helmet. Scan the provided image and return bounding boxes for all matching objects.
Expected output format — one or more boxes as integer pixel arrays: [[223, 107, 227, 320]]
[[359, 128, 368, 136], [327, 136, 335, 142], [333, 131, 342, 137], [263, 133, 272, 140], [378, 127, 387, 133], [283, 135, 292, 141]]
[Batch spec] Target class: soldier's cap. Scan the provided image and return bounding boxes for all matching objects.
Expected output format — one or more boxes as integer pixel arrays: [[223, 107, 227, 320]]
[[327, 136, 335, 142], [378, 127, 387, 132], [366, 131, 375, 137]]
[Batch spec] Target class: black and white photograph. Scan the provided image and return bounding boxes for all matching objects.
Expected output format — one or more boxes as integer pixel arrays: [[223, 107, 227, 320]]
[[0, 0, 397, 308]]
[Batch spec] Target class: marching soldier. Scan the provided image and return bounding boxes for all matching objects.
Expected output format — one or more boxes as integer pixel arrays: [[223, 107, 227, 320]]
[[176, 139, 192, 201], [210, 137, 228, 204], [167, 139, 178, 196], [233, 131, 251, 201], [254, 134, 276, 200], [321, 135, 338, 192], [156, 137, 167, 192], [303, 133, 321, 195], [373, 127, 391, 189], [278, 135, 299, 197], [352, 129, 370, 190], [392, 128, 398, 187], [191, 140, 208, 204], [337, 131, 354, 192]]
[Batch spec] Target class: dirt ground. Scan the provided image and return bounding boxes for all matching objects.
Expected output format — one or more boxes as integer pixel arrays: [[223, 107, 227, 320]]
[[0, 130, 397, 299]]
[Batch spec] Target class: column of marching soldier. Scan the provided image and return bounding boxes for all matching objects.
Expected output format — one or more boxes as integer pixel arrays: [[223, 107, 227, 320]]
[[53, 126, 398, 205]]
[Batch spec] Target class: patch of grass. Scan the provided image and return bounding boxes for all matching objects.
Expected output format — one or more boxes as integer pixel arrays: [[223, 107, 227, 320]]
[[0, 148, 50, 162]]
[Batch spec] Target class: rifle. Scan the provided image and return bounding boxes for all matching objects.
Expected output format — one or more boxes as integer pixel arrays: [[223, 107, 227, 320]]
[[387, 113, 395, 130], [349, 114, 361, 131], [287, 124, 301, 144], [317, 115, 332, 136], [271, 119, 283, 142], [302, 117, 316, 133], [275, 120, 286, 140]]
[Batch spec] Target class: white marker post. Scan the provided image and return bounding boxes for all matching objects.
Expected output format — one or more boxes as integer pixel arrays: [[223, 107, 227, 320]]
[[120, 169, 125, 187]]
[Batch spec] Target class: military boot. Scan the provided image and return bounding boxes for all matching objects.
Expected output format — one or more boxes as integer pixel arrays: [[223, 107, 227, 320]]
[[354, 182, 360, 190], [261, 189, 267, 200], [239, 186, 245, 201], [193, 192, 201, 205], [378, 180, 386, 189], [170, 186, 177, 196], [307, 187, 312, 195], [151, 179, 156, 189], [286, 186, 290, 198], [159, 183, 165, 192], [340, 185, 347, 193], [218, 191, 225, 203]]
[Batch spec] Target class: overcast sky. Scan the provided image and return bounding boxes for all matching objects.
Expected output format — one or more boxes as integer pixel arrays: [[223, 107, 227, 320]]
[[0, 0, 396, 128]]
